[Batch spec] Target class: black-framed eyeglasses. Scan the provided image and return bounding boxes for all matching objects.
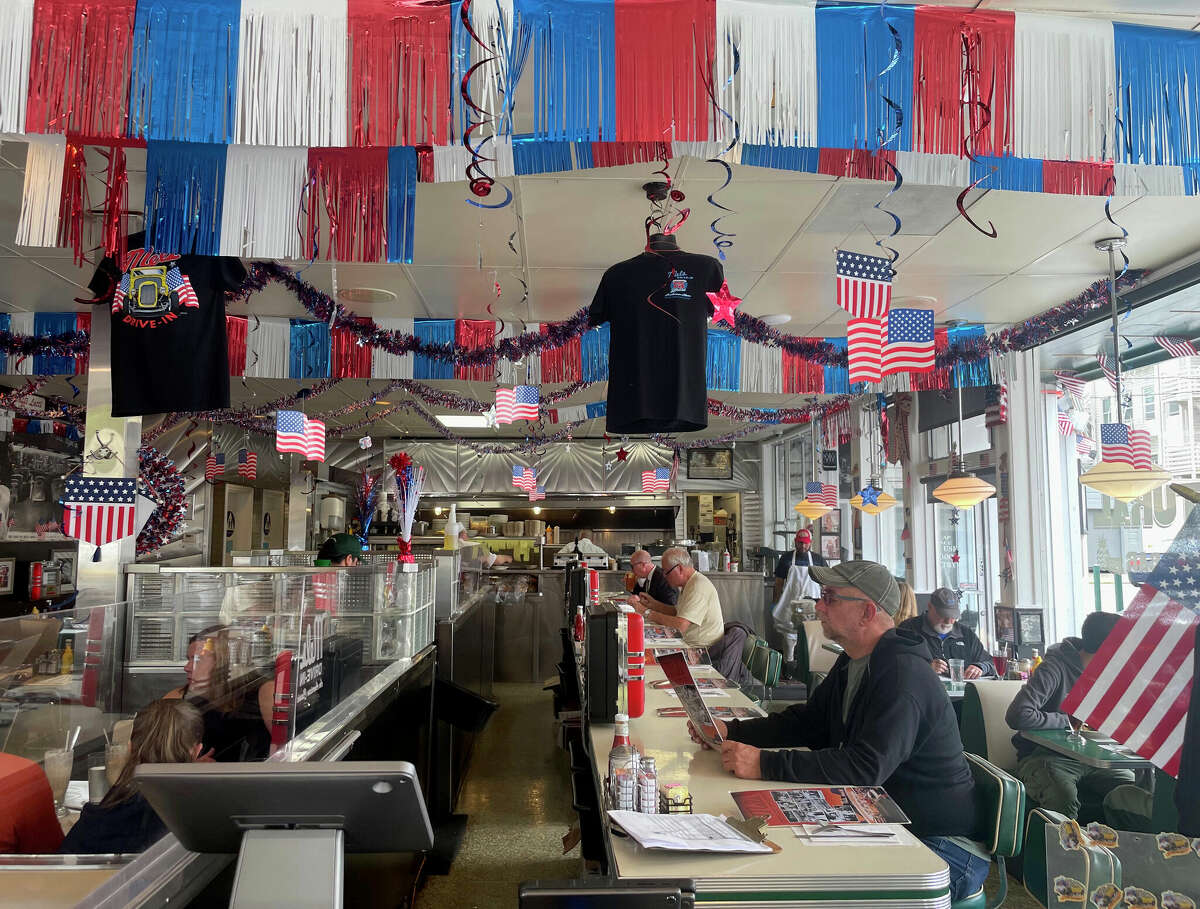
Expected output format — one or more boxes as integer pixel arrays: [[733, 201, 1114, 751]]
[[664, 563, 683, 578], [820, 589, 870, 606]]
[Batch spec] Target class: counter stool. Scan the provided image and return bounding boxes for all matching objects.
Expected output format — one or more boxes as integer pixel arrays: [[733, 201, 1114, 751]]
[[953, 753, 1027, 909]]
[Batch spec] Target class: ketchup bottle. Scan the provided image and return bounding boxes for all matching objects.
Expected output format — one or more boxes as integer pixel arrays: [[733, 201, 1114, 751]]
[[573, 605, 586, 643]]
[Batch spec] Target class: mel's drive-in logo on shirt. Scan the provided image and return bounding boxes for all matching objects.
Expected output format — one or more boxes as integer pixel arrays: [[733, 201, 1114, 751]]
[[665, 267, 694, 300], [111, 247, 200, 328]]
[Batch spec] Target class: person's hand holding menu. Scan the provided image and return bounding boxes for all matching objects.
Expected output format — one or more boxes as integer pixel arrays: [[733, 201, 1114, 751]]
[[658, 651, 724, 747]]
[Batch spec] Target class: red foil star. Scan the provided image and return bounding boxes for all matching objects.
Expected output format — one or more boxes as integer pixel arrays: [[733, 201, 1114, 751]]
[[616, 448, 629, 462], [951, 550, 961, 564], [706, 281, 742, 327]]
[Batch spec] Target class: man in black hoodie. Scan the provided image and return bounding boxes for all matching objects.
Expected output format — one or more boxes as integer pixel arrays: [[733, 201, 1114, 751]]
[[1005, 612, 1134, 821], [693, 561, 985, 902]]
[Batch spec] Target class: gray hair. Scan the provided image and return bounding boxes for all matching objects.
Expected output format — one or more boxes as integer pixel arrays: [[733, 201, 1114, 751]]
[[661, 547, 692, 571], [630, 549, 652, 563]]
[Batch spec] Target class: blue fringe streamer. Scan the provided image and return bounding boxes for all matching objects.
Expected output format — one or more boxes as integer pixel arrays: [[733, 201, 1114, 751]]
[[824, 337, 850, 394], [33, 313, 79, 375], [515, 0, 615, 141], [706, 330, 741, 392], [413, 320, 456, 380], [573, 141, 595, 169], [1114, 24, 1200, 165], [1185, 165, 1200, 196], [144, 141, 227, 256], [128, 0, 241, 143], [514, 135, 574, 175], [387, 147, 418, 265], [816, 3, 914, 151], [580, 324, 610, 382], [970, 155, 1044, 193], [289, 320, 330, 380], [585, 401, 607, 419], [740, 144, 820, 172], [948, 325, 990, 388]]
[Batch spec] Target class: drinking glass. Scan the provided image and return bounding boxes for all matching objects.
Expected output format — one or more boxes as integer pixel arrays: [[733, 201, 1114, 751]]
[[105, 742, 130, 786], [991, 651, 1008, 678], [948, 659, 965, 694], [43, 748, 73, 817]]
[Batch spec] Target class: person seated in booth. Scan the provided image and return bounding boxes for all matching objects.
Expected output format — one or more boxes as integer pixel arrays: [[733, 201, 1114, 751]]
[[0, 752, 64, 854], [627, 548, 677, 608], [898, 588, 994, 680], [314, 532, 365, 567], [691, 561, 986, 903], [1005, 612, 1135, 823], [165, 625, 274, 762], [894, 580, 919, 625], [635, 546, 724, 648], [59, 699, 204, 854]]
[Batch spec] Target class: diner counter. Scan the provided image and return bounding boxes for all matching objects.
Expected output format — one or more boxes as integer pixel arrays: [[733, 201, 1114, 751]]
[[584, 659, 951, 907]]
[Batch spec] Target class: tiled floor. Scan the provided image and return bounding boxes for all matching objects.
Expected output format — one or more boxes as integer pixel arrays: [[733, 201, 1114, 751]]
[[416, 681, 1045, 909]]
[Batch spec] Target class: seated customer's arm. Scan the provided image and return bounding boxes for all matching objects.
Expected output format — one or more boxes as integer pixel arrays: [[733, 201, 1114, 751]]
[[963, 628, 995, 677], [257, 677, 276, 732], [644, 608, 693, 636], [636, 592, 677, 616], [1005, 661, 1071, 730]]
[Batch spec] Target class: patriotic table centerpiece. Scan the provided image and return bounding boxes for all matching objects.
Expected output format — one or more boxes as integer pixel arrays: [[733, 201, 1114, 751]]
[[389, 452, 425, 566]]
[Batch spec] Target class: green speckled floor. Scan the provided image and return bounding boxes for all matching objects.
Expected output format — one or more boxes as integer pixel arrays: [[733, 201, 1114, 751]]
[[417, 682, 581, 909]]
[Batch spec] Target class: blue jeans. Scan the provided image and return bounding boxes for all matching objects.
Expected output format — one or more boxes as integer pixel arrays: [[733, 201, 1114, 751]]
[[920, 836, 991, 903]]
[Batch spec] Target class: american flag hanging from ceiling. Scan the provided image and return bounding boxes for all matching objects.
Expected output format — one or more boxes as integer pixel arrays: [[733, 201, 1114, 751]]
[[835, 250, 893, 320], [642, 468, 670, 493], [985, 383, 1008, 428], [1099, 423, 1151, 469], [495, 385, 539, 423], [1054, 369, 1087, 403], [61, 477, 138, 560], [237, 449, 258, 480], [511, 465, 536, 491]]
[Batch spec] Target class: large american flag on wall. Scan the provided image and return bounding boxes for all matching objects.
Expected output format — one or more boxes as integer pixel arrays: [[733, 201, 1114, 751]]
[[61, 477, 138, 553], [1061, 505, 1200, 776]]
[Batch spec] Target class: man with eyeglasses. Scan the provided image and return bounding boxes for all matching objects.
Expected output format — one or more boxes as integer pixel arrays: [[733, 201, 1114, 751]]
[[627, 549, 677, 610], [689, 560, 985, 903], [634, 546, 724, 647]]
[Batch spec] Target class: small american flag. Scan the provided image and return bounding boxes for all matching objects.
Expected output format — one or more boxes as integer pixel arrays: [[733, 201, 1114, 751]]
[[1076, 434, 1095, 459], [1100, 423, 1151, 469], [205, 452, 225, 480], [1155, 336, 1197, 359], [881, 308, 935, 375], [528, 485, 546, 501], [642, 467, 671, 493], [1056, 410, 1075, 437], [276, 410, 326, 461], [1061, 504, 1200, 776], [835, 250, 893, 319], [237, 449, 258, 480], [166, 267, 199, 308], [512, 465, 536, 492], [985, 383, 1008, 428], [847, 317, 886, 384], [806, 481, 838, 506], [495, 385, 539, 423], [1096, 352, 1117, 391], [1054, 370, 1087, 402], [61, 477, 138, 553]]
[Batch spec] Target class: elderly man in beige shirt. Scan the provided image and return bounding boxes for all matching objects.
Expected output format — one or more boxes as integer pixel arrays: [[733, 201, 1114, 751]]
[[633, 546, 724, 647]]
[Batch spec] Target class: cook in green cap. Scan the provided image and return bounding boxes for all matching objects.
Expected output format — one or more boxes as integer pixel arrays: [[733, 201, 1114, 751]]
[[314, 533, 364, 567]]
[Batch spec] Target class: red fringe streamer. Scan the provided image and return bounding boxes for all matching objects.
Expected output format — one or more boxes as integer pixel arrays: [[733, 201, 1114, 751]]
[[1042, 161, 1115, 196], [614, 0, 714, 142], [590, 141, 674, 168], [782, 348, 825, 394], [57, 139, 88, 265], [454, 320, 497, 381], [226, 315, 247, 376], [818, 149, 897, 181], [306, 148, 389, 263], [348, 0, 451, 147], [415, 145, 435, 182], [913, 8, 1014, 156], [74, 312, 91, 375], [26, 0, 136, 137], [98, 145, 129, 261], [539, 327, 582, 383], [911, 329, 951, 390], [332, 317, 373, 378]]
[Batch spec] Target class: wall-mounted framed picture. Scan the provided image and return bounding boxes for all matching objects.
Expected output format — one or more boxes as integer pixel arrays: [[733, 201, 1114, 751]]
[[821, 509, 841, 535], [1016, 607, 1046, 646], [993, 605, 1017, 645], [820, 535, 840, 561], [687, 448, 733, 480], [0, 557, 14, 595], [51, 549, 77, 592]]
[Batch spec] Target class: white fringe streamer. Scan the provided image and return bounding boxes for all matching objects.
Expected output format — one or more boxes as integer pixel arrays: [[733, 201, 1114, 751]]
[[15, 135, 65, 248], [0, 0, 33, 134], [372, 318, 415, 380], [495, 321, 539, 386], [1013, 13, 1115, 162], [880, 373, 912, 394], [1112, 163, 1185, 198], [716, 0, 817, 147], [739, 342, 781, 394], [673, 141, 736, 162], [245, 316, 291, 379], [895, 151, 969, 188], [8, 312, 34, 374], [220, 145, 308, 258], [433, 141, 514, 183], [462, 0, 514, 142], [236, 0, 348, 147]]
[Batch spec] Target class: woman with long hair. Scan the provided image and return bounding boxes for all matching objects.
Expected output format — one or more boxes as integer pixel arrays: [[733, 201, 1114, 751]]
[[894, 580, 919, 626], [165, 625, 274, 761], [59, 699, 203, 854]]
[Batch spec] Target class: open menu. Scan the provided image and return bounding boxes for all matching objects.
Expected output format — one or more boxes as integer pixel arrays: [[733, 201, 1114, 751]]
[[647, 646, 711, 668], [731, 787, 910, 828], [643, 626, 685, 646], [607, 810, 772, 854], [657, 650, 724, 746], [657, 705, 766, 720]]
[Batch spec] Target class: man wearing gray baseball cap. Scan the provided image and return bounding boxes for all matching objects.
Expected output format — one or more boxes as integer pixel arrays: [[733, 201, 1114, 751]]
[[689, 560, 986, 902], [898, 587, 994, 680]]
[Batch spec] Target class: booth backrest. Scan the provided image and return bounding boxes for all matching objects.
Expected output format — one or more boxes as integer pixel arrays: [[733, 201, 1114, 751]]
[[960, 680, 1026, 772], [964, 752, 1026, 858], [803, 620, 840, 679]]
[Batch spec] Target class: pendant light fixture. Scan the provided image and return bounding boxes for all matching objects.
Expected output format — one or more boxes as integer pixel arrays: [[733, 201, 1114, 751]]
[[933, 381, 996, 508], [1079, 237, 1171, 503], [795, 423, 834, 520], [851, 399, 898, 515]]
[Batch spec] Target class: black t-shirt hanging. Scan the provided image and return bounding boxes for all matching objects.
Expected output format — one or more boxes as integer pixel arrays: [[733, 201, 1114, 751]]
[[589, 249, 723, 434], [88, 232, 246, 417]]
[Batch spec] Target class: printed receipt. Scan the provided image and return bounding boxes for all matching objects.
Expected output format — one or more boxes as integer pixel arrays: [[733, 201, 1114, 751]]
[[608, 810, 773, 854]]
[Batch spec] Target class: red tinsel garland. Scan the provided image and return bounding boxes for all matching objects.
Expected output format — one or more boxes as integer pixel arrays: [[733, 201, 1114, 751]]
[[57, 139, 88, 265], [306, 148, 389, 263], [454, 320, 496, 381], [782, 348, 825, 394], [1043, 161, 1115, 196], [590, 142, 673, 168], [539, 328, 582, 383], [74, 312, 90, 375]]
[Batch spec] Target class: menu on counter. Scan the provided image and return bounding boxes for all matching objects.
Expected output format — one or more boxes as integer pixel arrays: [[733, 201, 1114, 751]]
[[731, 787, 910, 828], [647, 646, 711, 668], [607, 810, 772, 854], [657, 651, 725, 745], [652, 677, 735, 690], [657, 705, 766, 719], [643, 626, 685, 646]]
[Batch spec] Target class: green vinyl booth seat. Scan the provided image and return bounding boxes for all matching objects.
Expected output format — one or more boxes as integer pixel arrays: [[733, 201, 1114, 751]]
[[951, 753, 1028, 909]]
